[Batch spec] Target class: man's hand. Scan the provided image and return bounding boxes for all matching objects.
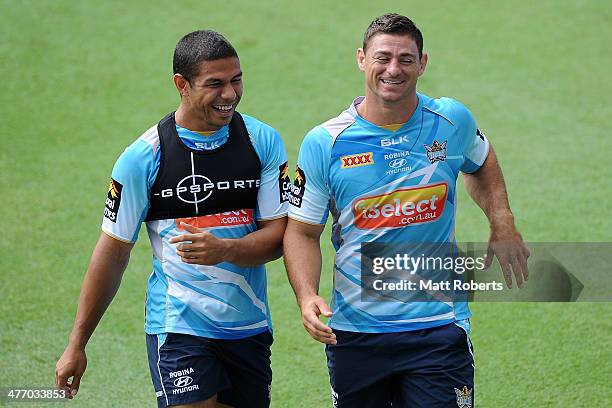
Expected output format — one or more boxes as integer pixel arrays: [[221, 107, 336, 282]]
[[55, 346, 87, 399], [54, 232, 131, 400], [484, 214, 530, 288], [462, 146, 530, 289], [169, 222, 229, 265], [298, 295, 336, 345]]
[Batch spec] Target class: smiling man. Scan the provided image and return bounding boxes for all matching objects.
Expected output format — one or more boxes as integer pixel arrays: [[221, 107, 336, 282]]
[[56, 30, 288, 408], [284, 14, 529, 407]]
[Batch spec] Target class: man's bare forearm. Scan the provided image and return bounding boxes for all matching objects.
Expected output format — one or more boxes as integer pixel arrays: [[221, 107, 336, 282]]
[[463, 146, 514, 226], [283, 219, 325, 306], [224, 217, 287, 267], [67, 233, 133, 349]]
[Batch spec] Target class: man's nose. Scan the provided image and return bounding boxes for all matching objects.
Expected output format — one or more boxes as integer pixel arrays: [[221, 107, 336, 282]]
[[221, 83, 237, 101], [386, 59, 401, 77]]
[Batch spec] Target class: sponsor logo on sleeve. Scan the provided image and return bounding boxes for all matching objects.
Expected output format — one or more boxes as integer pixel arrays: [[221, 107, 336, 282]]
[[278, 161, 291, 203], [353, 183, 448, 229], [454, 386, 473, 408], [104, 178, 123, 223], [176, 209, 254, 229], [340, 152, 374, 169], [289, 165, 306, 207], [476, 128, 486, 141], [424, 139, 447, 163]]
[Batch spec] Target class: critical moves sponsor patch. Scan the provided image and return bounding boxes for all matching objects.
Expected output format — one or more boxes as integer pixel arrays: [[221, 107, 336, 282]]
[[104, 178, 123, 223], [279, 161, 291, 203], [353, 183, 448, 229], [289, 165, 306, 207]]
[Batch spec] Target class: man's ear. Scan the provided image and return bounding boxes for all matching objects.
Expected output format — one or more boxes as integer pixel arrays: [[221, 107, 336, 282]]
[[173, 73, 190, 97], [418, 53, 428, 76], [357, 48, 366, 72]]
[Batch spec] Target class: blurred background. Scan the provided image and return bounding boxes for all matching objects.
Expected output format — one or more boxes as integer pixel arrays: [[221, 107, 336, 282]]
[[1, 0, 610, 406]]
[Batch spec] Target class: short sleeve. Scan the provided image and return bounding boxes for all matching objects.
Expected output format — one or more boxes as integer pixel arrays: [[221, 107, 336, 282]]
[[461, 127, 490, 173], [245, 116, 289, 221], [101, 138, 158, 243], [450, 101, 489, 173], [288, 127, 332, 225]]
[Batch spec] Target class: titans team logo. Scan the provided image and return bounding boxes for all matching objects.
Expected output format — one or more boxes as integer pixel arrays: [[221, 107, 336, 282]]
[[424, 140, 447, 163], [454, 386, 473, 408]]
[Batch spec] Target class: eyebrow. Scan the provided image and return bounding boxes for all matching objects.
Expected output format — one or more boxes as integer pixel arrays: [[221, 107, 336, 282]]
[[372, 51, 417, 58], [203, 71, 243, 84]]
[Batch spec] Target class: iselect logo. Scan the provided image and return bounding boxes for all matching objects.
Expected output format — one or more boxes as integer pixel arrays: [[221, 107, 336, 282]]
[[353, 183, 448, 229]]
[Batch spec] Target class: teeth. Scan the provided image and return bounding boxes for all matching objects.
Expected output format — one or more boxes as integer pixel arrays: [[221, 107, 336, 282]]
[[381, 79, 402, 85], [213, 105, 233, 111]]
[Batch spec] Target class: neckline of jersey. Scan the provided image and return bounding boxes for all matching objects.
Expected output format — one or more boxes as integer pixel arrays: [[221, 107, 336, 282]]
[[176, 124, 228, 141], [174, 124, 232, 155], [170, 115, 234, 156], [351, 94, 424, 134]]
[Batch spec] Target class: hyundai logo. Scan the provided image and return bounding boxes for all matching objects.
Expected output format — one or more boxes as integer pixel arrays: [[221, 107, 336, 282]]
[[389, 158, 407, 168], [174, 376, 193, 388]]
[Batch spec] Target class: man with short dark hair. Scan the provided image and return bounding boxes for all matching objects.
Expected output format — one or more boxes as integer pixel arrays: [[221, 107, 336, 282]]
[[284, 13, 529, 407], [56, 30, 289, 408]]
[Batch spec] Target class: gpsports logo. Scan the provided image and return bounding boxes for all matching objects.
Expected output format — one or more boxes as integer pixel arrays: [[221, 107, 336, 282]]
[[104, 178, 123, 223], [153, 175, 260, 204], [176, 209, 254, 229], [353, 183, 447, 229], [340, 152, 374, 169]]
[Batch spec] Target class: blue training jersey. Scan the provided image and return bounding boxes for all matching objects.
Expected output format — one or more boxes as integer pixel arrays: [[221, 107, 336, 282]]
[[289, 94, 489, 333], [102, 114, 288, 339]]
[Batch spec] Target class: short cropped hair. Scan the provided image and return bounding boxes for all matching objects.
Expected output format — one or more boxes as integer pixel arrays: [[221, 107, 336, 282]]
[[363, 13, 423, 57], [173, 30, 238, 83]]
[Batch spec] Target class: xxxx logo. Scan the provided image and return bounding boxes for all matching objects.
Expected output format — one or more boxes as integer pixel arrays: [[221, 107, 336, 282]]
[[341, 152, 374, 169]]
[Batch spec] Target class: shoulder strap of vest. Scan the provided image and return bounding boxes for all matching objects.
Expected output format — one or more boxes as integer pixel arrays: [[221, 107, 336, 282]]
[[148, 112, 176, 197], [158, 112, 176, 138], [229, 112, 261, 167]]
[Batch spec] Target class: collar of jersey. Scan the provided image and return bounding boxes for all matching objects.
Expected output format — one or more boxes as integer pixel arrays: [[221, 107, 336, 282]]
[[349, 94, 423, 134], [175, 124, 229, 151]]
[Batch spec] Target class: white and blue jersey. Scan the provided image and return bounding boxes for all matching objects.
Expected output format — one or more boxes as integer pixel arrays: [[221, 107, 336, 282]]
[[289, 94, 489, 333], [102, 114, 288, 339]]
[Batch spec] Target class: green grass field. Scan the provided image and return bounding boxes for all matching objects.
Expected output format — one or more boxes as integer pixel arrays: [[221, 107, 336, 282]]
[[1, 1, 611, 406]]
